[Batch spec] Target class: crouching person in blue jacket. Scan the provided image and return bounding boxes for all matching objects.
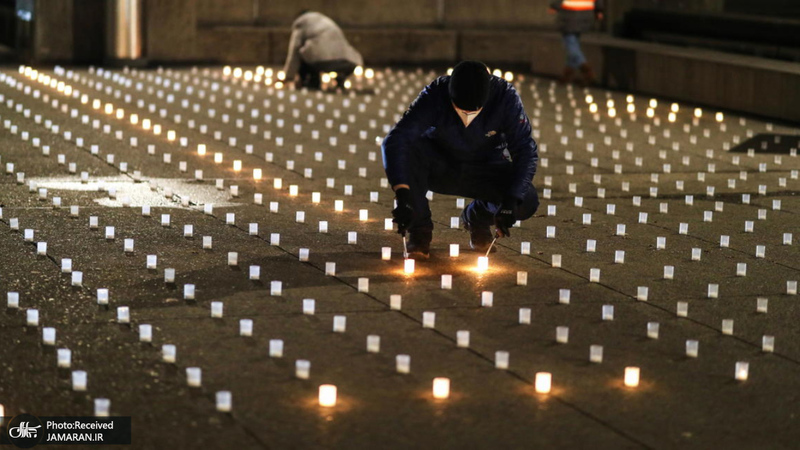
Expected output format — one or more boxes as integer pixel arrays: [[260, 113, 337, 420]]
[[381, 61, 539, 258]]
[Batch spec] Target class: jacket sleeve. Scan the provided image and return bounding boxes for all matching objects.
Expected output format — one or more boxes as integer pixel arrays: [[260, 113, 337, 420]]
[[282, 26, 304, 80], [502, 86, 538, 201], [381, 81, 442, 188]]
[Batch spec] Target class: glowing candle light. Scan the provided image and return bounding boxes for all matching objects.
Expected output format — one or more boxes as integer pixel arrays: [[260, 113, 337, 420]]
[[477, 256, 489, 271], [404, 259, 415, 274], [335, 200, 344, 212], [535, 372, 552, 393], [359, 209, 369, 221], [716, 112, 724, 122], [432, 377, 450, 399], [214, 153, 223, 164], [319, 385, 337, 407], [447, 244, 460, 257], [624, 367, 640, 387], [735, 362, 749, 381], [441, 275, 452, 290]]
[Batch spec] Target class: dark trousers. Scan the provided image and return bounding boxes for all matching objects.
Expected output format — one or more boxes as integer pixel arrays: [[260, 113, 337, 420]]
[[406, 138, 539, 233], [298, 59, 357, 89]]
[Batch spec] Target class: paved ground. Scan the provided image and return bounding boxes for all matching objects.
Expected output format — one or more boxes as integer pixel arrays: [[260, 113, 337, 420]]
[[0, 64, 799, 449]]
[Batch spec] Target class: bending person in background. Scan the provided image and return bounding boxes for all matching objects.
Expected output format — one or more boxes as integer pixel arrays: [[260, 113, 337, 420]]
[[282, 10, 364, 90], [549, 0, 604, 85]]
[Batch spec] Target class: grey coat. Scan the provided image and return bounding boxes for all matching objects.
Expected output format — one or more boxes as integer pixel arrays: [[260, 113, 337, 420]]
[[282, 12, 364, 79], [551, 0, 604, 34]]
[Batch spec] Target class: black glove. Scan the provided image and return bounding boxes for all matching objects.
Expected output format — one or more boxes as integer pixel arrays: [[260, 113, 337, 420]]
[[392, 188, 414, 235], [494, 198, 518, 238]]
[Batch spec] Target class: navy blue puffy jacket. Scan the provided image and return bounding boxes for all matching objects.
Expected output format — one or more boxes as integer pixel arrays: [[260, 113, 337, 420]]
[[381, 75, 538, 201]]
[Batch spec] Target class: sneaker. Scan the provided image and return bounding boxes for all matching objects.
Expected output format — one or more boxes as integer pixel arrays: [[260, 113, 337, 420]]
[[461, 209, 497, 253], [406, 230, 431, 259]]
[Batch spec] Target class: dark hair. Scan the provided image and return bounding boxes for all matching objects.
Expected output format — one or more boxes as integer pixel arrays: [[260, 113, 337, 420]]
[[449, 61, 491, 111], [295, 9, 312, 19]]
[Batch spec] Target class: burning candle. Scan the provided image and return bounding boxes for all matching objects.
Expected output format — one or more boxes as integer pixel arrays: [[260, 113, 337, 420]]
[[441, 275, 452, 290], [535, 372, 552, 393], [319, 385, 337, 407], [735, 362, 749, 381], [432, 377, 450, 399], [477, 257, 489, 271], [404, 259, 415, 274], [624, 367, 640, 387]]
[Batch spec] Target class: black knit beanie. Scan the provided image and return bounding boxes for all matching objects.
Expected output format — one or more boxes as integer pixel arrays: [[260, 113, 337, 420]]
[[449, 61, 491, 111]]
